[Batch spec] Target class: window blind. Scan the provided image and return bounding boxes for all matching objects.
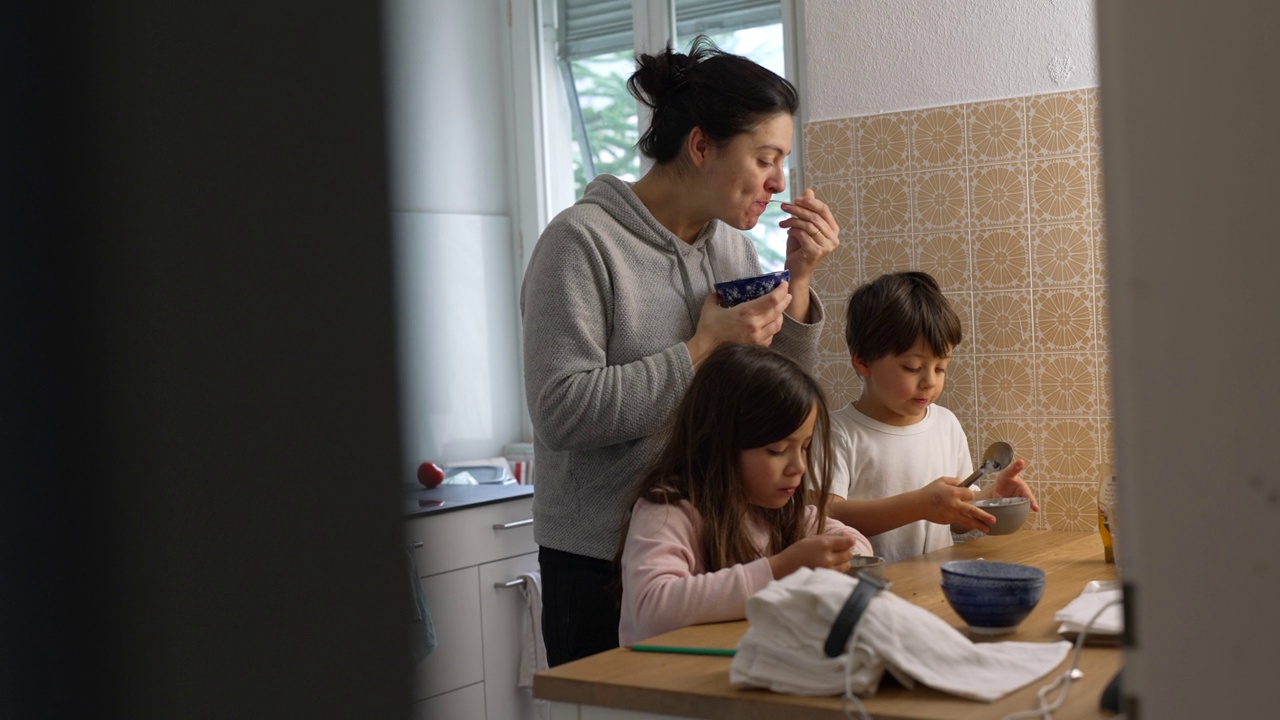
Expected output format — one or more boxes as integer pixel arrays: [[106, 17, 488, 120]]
[[560, 0, 780, 60]]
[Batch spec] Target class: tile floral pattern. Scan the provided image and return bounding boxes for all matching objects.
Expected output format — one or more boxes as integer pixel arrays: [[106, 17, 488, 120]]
[[805, 88, 1110, 531], [910, 105, 968, 168]]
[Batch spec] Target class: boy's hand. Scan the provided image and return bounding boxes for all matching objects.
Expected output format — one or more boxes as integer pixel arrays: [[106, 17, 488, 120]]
[[916, 477, 997, 531], [978, 458, 1040, 511], [769, 534, 855, 579]]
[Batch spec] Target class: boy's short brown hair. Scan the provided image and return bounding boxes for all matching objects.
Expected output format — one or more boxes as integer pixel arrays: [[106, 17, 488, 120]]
[[844, 271, 963, 362]]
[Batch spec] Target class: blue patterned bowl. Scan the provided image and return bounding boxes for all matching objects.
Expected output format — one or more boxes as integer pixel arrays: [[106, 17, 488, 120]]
[[714, 269, 790, 308], [940, 560, 1045, 635]]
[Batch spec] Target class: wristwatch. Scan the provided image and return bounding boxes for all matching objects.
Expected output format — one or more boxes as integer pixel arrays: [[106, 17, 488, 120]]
[[823, 572, 890, 658]]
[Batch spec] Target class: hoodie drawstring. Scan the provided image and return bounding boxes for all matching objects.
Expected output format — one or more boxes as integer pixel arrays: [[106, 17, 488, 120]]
[[671, 235, 719, 332]]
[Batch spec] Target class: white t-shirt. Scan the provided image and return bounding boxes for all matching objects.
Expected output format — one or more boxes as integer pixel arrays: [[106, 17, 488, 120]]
[[826, 403, 974, 563]]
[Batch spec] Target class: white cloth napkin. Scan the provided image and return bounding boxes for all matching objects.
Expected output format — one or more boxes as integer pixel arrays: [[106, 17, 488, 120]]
[[729, 568, 1072, 703], [1055, 587, 1123, 636]]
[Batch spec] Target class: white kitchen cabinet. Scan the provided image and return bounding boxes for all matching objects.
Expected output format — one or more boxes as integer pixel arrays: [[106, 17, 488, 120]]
[[412, 682, 485, 720], [412, 567, 483, 702], [408, 493, 538, 719], [407, 493, 535, 576], [479, 552, 542, 720]]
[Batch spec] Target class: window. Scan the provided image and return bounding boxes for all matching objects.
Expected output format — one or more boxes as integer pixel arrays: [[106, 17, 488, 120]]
[[552, 0, 793, 270]]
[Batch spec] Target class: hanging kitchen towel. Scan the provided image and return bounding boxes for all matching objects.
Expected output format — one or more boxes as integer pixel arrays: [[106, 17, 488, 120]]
[[516, 571, 547, 686], [729, 568, 1071, 702], [517, 571, 550, 720], [407, 544, 437, 664]]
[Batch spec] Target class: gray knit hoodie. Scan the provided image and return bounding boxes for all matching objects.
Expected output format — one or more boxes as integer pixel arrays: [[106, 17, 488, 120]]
[[520, 175, 824, 560]]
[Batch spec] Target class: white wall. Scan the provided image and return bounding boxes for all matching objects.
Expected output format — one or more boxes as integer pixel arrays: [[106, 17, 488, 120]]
[[383, 0, 526, 471], [802, 0, 1097, 119], [383, 0, 514, 214]]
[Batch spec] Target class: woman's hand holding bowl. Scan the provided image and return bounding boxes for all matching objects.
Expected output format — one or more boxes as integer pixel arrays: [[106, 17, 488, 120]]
[[686, 283, 791, 367]]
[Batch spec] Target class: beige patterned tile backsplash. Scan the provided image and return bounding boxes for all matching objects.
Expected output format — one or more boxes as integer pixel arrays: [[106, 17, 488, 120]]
[[805, 88, 1110, 532]]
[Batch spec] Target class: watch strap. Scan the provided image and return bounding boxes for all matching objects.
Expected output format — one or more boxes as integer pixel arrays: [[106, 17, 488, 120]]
[[823, 573, 889, 658]]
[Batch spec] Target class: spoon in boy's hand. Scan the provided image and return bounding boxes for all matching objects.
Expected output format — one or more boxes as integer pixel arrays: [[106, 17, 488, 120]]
[[961, 441, 1014, 488]]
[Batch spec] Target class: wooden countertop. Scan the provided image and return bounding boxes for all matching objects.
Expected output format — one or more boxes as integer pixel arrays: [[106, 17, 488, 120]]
[[535, 530, 1121, 720]]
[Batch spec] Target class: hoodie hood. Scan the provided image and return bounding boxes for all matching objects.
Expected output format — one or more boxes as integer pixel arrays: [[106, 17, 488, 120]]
[[578, 174, 718, 253], [579, 174, 720, 328]]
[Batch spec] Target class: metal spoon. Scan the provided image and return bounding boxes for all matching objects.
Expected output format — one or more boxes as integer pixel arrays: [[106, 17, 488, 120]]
[[961, 441, 1014, 488]]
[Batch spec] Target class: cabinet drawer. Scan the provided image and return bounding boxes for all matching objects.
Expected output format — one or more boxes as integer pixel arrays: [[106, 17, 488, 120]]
[[407, 495, 536, 576], [413, 566, 483, 701]]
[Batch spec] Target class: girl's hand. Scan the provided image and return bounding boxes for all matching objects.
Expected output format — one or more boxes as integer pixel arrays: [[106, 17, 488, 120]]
[[685, 283, 791, 367], [768, 534, 855, 579], [780, 188, 840, 282], [978, 458, 1040, 511]]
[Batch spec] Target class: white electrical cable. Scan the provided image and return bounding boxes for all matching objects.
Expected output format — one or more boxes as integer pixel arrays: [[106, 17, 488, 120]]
[[1000, 597, 1125, 720], [841, 639, 873, 720]]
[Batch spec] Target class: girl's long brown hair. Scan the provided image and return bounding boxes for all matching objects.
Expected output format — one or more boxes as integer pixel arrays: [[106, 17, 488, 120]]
[[617, 343, 834, 573]]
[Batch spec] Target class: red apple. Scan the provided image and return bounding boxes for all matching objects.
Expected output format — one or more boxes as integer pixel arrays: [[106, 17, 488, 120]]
[[417, 461, 446, 489]]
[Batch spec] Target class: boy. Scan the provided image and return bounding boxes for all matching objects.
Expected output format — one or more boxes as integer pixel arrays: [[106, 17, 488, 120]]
[[826, 271, 1038, 563]]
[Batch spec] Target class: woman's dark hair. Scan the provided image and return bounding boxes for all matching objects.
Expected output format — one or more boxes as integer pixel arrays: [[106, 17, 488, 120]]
[[627, 35, 800, 164], [615, 343, 833, 576], [844, 271, 964, 362]]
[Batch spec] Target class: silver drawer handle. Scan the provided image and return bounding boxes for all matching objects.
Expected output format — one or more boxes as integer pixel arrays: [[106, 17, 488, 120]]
[[492, 518, 533, 530], [494, 578, 525, 589], [410, 541, 424, 549]]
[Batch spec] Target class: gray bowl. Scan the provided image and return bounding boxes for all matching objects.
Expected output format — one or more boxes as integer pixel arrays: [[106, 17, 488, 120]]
[[846, 555, 886, 581], [972, 496, 1030, 535]]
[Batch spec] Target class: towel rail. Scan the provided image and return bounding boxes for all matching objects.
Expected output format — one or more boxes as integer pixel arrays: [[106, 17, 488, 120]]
[[494, 578, 525, 589]]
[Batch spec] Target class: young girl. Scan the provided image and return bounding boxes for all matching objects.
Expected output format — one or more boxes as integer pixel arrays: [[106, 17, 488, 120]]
[[617, 343, 872, 646]]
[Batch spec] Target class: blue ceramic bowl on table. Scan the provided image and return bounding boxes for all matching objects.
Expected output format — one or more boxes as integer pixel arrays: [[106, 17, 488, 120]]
[[940, 560, 1046, 635], [714, 269, 790, 308]]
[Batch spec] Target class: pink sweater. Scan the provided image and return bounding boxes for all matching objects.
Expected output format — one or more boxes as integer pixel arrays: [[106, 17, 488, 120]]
[[618, 499, 873, 646]]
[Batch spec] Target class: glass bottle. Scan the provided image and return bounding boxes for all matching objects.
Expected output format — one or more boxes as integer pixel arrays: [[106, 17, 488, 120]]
[[1096, 464, 1118, 564]]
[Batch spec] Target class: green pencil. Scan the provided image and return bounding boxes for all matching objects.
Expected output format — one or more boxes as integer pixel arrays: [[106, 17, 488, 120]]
[[628, 644, 737, 657]]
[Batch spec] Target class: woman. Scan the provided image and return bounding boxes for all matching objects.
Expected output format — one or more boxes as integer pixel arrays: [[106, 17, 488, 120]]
[[521, 35, 841, 666]]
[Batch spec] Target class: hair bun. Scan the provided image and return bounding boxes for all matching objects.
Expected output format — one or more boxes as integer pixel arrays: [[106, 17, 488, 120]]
[[670, 62, 689, 89]]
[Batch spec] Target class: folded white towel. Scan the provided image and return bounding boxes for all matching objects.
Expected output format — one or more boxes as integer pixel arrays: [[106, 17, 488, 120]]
[[729, 568, 1072, 703], [1055, 587, 1123, 636]]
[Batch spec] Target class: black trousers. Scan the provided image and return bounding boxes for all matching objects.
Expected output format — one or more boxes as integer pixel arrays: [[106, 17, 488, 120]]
[[538, 545, 621, 667]]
